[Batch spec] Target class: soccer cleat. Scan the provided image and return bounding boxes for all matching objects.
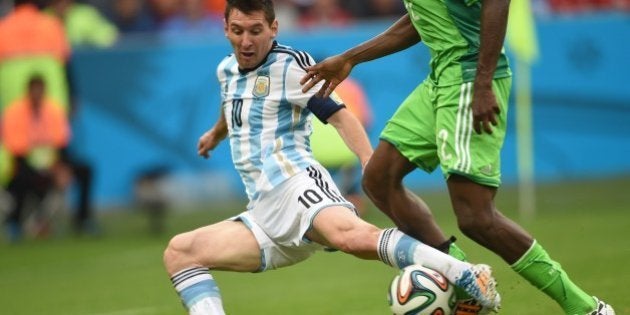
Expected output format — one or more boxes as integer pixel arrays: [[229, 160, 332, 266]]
[[454, 298, 490, 315], [588, 297, 615, 315], [454, 264, 501, 312]]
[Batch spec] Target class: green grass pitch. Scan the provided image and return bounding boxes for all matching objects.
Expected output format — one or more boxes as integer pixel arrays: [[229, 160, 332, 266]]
[[0, 177, 628, 314]]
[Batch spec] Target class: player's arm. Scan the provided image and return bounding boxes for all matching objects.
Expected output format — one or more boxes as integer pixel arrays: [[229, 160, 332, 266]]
[[471, 0, 510, 134], [302, 83, 373, 168], [301, 14, 420, 98], [198, 108, 228, 159], [326, 108, 374, 169], [338, 13, 420, 66]]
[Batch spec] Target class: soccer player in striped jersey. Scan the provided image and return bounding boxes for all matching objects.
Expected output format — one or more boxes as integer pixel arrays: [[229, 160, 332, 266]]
[[163, 0, 502, 314], [300, 1, 615, 315]]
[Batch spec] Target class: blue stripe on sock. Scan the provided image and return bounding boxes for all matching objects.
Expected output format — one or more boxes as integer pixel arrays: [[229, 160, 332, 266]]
[[394, 234, 419, 269], [180, 279, 221, 308]]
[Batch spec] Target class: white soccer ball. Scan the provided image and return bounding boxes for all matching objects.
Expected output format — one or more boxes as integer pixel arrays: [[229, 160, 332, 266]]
[[388, 264, 456, 315]]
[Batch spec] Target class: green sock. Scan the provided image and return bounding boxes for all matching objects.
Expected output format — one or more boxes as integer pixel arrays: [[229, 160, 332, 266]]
[[448, 242, 472, 300], [449, 242, 468, 261], [511, 240, 596, 314]]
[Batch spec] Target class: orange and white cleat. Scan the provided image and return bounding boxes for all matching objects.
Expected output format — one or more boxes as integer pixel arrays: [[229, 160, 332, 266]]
[[454, 264, 501, 312], [454, 298, 490, 315]]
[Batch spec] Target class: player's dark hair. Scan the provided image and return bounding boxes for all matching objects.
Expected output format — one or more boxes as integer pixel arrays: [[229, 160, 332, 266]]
[[225, 0, 275, 25]]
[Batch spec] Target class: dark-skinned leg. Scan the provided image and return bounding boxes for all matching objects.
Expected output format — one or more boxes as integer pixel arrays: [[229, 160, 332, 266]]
[[364, 142, 493, 308], [446, 174, 532, 263], [363, 140, 447, 248], [447, 174, 597, 314]]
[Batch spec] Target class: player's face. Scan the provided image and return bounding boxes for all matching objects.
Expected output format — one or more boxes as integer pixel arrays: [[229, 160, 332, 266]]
[[224, 8, 278, 70]]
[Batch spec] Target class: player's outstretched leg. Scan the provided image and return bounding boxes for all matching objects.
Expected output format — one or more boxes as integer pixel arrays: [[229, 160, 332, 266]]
[[448, 176, 615, 315], [308, 206, 502, 311], [376, 228, 501, 311]]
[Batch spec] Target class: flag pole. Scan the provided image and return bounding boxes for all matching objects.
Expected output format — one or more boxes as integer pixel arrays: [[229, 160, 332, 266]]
[[515, 59, 535, 219], [506, 0, 538, 219]]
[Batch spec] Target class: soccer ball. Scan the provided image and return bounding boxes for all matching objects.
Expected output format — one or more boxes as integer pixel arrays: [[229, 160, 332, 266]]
[[388, 264, 456, 315]]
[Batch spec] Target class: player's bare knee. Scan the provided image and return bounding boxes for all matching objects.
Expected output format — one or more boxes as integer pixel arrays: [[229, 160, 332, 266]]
[[163, 235, 183, 269], [163, 232, 195, 273], [456, 209, 495, 239]]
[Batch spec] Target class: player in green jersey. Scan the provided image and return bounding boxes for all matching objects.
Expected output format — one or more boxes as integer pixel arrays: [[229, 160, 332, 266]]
[[300, 1, 615, 314]]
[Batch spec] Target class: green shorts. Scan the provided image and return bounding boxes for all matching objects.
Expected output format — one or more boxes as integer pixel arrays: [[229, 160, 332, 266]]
[[380, 77, 511, 187]]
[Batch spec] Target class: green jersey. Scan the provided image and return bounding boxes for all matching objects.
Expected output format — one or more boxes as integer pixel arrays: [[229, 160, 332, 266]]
[[403, 0, 511, 86]]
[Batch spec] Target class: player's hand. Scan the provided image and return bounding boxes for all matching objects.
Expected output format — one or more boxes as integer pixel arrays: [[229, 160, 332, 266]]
[[471, 83, 500, 134], [300, 55, 354, 98], [197, 131, 216, 159]]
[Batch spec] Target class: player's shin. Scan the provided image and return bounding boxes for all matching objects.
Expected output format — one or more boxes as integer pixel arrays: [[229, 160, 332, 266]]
[[170, 267, 225, 315], [511, 240, 596, 314], [377, 228, 470, 282]]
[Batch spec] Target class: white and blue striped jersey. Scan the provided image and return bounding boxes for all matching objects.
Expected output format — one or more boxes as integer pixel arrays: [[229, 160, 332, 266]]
[[217, 42, 344, 203]]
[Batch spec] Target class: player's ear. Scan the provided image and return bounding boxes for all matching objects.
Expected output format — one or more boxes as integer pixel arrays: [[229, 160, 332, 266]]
[[223, 18, 228, 36], [271, 20, 278, 38]]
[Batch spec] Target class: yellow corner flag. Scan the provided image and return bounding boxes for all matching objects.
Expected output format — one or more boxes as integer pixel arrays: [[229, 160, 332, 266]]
[[507, 0, 539, 63], [507, 0, 539, 219]]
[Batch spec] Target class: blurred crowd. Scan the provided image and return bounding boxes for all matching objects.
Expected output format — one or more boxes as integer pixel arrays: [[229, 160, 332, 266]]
[[1, 0, 628, 38], [544, 0, 629, 13], [0, 0, 406, 37]]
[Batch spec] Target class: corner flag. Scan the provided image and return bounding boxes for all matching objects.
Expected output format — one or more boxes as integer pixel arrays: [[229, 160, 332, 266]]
[[507, 0, 539, 64], [507, 0, 539, 219]]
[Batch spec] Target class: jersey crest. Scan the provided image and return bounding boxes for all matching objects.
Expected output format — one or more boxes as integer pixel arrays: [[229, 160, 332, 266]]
[[253, 75, 270, 97]]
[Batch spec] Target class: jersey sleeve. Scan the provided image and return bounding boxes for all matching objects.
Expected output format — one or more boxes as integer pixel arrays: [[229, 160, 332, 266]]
[[216, 55, 232, 105], [283, 52, 345, 123]]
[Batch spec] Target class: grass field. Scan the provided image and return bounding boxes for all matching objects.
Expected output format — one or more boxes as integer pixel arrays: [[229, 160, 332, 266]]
[[1, 177, 628, 315]]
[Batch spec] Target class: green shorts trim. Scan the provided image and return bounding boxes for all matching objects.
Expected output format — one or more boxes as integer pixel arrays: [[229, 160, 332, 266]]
[[380, 77, 512, 187]]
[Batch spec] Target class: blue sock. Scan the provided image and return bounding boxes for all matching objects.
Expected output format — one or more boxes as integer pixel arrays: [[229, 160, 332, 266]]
[[377, 228, 418, 268], [377, 228, 470, 282], [171, 267, 225, 315]]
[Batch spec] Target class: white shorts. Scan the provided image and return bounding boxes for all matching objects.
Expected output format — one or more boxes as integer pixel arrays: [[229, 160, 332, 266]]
[[230, 164, 355, 272]]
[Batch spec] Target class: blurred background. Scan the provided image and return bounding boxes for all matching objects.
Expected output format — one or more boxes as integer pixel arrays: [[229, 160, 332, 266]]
[[0, 0, 629, 314], [1, 0, 628, 212]]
